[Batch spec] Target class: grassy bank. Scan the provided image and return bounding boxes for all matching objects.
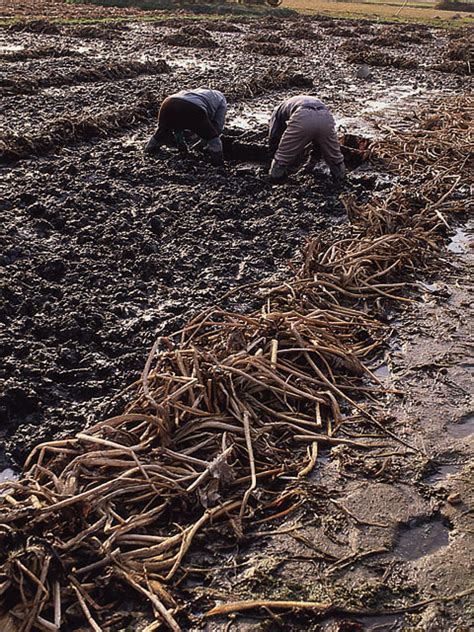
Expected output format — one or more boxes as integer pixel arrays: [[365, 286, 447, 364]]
[[283, 0, 474, 24]]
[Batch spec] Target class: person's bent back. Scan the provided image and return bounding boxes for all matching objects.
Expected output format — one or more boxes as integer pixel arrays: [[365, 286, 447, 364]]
[[145, 88, 227, 166], [268, 95, 345, 184]]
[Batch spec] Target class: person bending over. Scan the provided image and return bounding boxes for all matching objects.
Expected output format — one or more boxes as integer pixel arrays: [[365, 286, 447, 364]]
[[145, 88, 227, 166], [268, 95, 345, 184]]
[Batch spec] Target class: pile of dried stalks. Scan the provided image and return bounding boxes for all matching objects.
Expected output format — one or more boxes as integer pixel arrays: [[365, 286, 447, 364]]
[[430, 60, 471, 75], [226, 68, 313, 98], [447, 39, 473, 61], [8, 19, 61, 34], [0, 94, 471, 631], [244, 40, 302, 57], [163, 26, 219, 49], [1, 59, 170, 96], [326, 26, 356, 38], [429, 38, 473, 75], [203, 20, 242, 33], [67, 23, 128, 39], [345, 49, 419, 69], [0, 46, 82, 63], [288, 26, 321, 40]]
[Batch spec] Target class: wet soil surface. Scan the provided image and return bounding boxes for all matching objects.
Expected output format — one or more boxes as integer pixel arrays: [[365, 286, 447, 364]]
[[0, 19, 471, 461], [1, 11, 473, 629]]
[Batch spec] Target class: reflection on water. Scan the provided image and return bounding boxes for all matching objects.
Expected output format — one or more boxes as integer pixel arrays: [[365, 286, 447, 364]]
[[171, 57, 214, 71], [0, 45, 24, 53], [448, 226, 472, 254], [232, 110, 271, 129], [0, 468, 19, 496], [395, 517, 449, 560]]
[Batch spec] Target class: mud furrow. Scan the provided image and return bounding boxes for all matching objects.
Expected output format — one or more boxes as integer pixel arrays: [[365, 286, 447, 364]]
[[0, 59, 170, 96], [0, 45, 83, 62]]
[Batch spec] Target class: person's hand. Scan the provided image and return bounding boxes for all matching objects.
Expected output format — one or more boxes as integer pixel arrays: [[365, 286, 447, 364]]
[[209, 150, 224, 166], [144, 136, 160, 155]]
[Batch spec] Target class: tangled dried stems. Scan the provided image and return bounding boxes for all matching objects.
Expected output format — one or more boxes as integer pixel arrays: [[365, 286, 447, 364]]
[[67, 23, 128, 39], [0, 46, 82, 63], [244, 40, 302, 57], [228, 68, 312, 98], [0, 97, 471, 631], [345, 48, 419, 69]]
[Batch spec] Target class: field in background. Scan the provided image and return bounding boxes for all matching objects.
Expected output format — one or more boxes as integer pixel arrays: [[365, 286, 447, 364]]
[[284, 0, 474, 23]]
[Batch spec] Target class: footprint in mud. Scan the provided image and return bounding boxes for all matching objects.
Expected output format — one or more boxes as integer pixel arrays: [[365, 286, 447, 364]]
[[394, 516, 449, 561], [423, 451, 463, 485], [448, 413, 474, 439], [424, 462, 460, 485]]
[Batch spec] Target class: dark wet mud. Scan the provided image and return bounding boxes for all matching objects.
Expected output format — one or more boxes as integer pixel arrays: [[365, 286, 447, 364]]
[[0, 15, 471, 473]]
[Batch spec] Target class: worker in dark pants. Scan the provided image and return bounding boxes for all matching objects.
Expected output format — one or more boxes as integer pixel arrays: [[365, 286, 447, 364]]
[[144, 88, 227, 166], [268, 95, 346, 184]]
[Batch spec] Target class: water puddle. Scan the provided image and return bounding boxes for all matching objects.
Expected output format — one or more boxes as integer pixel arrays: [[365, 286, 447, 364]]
[[0, 44, 24, 54], [363, 85, 421, 116], [231, 110, 272, 130], [424, 462, 460, 485], [394, 516, 449, 560], [448, 413, 474, 438], [448, 226, 472, 254], [336, 116, 378, 138], [171, 57, 214, 71], [0, 468, 19, 496], [374, 363, 390, 379]]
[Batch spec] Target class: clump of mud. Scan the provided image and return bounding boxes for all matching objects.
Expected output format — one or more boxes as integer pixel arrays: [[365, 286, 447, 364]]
[[8, 19, 61, 34], [345, 47, 419, 70], [0, 45, 82, 62], [244, 40, 302, 57], [163, 26, 219, 49]]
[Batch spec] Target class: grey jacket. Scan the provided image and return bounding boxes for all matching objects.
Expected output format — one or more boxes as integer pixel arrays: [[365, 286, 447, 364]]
[[174, 89, 227, 135]]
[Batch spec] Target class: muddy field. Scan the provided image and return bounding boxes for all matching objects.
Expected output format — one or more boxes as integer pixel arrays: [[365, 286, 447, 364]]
[[0, 9, 473, 630], [1, 13, 470, 464]]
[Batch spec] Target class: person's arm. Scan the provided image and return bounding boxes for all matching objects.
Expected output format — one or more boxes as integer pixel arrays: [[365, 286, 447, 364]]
[[268, 105, 286, 158], [212, 95, 227, 135], [320, 127, 346, 183]]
